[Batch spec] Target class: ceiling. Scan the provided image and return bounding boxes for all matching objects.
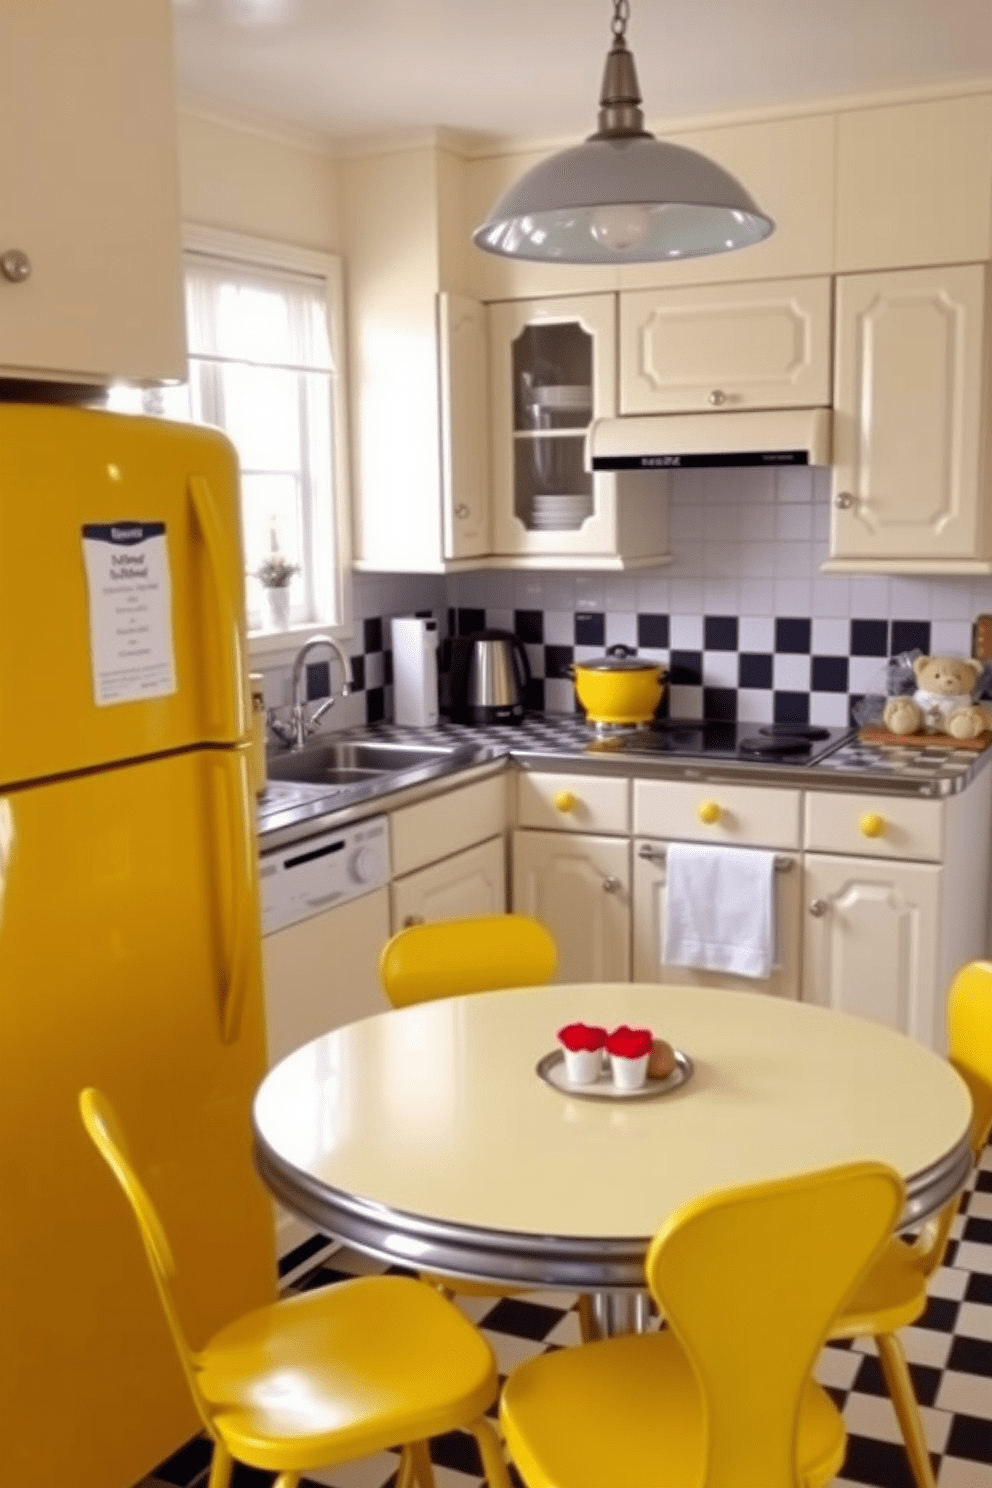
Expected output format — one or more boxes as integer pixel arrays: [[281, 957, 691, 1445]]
[[172, 0, 992, 148]]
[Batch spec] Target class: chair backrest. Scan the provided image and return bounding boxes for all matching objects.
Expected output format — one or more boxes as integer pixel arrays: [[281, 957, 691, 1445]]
[[79, 1089, 215, 1435], [378, 913, 557, 1008], [948, 960, 992, 1159], [645, 1161, 904, 1488]]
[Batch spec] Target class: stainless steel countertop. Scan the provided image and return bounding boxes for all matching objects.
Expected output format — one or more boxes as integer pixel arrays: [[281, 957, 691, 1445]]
[[257, 713, 992, 848]]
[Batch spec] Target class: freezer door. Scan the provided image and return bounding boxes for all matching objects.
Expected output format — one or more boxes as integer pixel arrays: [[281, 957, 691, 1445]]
[[0, 403, 250, 789], [0, 746, 275, 1488]]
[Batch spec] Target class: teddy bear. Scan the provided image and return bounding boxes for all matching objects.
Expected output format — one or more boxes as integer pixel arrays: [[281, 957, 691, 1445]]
[[883, 654, 992, 738]]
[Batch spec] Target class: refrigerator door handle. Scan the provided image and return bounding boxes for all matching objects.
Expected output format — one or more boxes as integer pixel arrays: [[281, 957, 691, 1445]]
[[216, 748, 257, 1045], [189, 474, 249, 740]]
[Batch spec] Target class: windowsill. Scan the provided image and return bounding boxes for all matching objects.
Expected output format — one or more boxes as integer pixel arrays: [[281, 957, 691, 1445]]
[[249, 620, 354, 669]]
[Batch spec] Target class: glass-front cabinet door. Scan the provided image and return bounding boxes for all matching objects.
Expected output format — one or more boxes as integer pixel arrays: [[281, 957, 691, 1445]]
[[490, 294, 619, 557]]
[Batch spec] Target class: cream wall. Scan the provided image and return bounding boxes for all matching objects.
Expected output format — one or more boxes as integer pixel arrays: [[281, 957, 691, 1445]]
[[177, 109, 341, 250]]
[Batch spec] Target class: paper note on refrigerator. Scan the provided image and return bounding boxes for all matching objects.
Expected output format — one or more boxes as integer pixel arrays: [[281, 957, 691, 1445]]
[[81, 521, 177, 705]]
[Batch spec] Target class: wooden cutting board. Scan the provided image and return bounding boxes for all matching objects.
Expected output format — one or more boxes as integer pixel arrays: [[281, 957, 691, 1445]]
[[858, 725, 992, 750]]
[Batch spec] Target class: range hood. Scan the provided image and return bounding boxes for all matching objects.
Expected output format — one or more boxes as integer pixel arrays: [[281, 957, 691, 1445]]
[[588, 407, 832, 471]]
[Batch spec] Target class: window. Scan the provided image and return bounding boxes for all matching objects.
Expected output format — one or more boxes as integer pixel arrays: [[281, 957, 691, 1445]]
[[110, 228, 351, 643]]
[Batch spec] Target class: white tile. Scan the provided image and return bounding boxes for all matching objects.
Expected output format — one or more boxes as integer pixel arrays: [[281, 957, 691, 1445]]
[[524, 642, 545, 678], [736, 467, 779, 504], [605, 611, 638, 649], [670, 613, 704, 649], [776, 467, 816, 504], [540, 572, 575, 609], [812, 503, 831, 542], [544, 608, 575, 645], [543, 1310, 584, 1347], [736, 689, 775, 723], [928, 1265, 970, 1300], [739, 578, 775, 616], [812, 574, 853, 618], [862, 1324, 952, 1369], [811, 616, 850, 654], [774, 577, 813, 613], [773, 654, 811, 691], [841, 1390, 952, 1455], [957, 1300, 992, 1341], [705, 540, 745, 578], [928, 579, 975, 622], [776, 504, 814, 541], [815, 1346, 863, 1391], [543, 677, 576, 715], [480, 1327, 554, 1374], [738, 541, 778, 578], [936, 1365, 992, 1416], [603, 572, 640, 609], [670, 545, 705, 582], [702, 651, 739, 688], [739, 615, 775, 651], [930, 620, 974, 657], [744, 505, 777, 541], [705, 503, 742, 540], [703, 578, 741, 614], [967, 1191, 992, 1220], [809, 693, 851, 726], [488, 607, 514, 634], [636, 572, 670, 612], [302, 1450, 399, 1488], [775, 540, 815, 580], [670, 502, 705, 541], [850, 576, 891, 616], [668, 685, 704, 717], [848, 655, 890, 694], [573, 644, 604, 664], [574, 574, 606, 609], [951, 1239, 992, 1274], [936, 1459, 992, 1488]]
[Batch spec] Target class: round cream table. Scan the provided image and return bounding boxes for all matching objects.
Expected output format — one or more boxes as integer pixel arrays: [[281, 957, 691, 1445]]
[[253, 984, 973, 1335]]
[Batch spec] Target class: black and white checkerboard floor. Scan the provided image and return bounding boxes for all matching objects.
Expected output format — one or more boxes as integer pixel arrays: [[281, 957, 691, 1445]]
[[149, 1137, 991, 1488]]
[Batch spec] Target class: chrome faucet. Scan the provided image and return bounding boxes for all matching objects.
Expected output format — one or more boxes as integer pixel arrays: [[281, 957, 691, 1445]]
[[269, 634, 354, 749]]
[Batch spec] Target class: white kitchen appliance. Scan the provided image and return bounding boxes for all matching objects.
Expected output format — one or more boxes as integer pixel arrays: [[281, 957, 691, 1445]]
[[391, 615, 440, 726]]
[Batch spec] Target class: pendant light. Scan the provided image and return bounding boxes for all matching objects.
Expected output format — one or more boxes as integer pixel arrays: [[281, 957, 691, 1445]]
[[472, 0, 774, 264]]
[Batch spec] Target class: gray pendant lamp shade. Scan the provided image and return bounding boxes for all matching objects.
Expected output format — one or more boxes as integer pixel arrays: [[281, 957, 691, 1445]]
[[473, 3, 774, 265]]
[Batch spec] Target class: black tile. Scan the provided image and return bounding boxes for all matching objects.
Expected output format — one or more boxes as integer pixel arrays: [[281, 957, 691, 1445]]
[[773, 691, 810, 724], [523, 676, 545, 711], [305, 660, 330, 701], [575, 610, 605, 646], [965, 1271, 992, 1305], [638, 612, 669, 648], [457, 606, 486, 636], [891, 619, 932, 656], [947, 1334, 992, 1376], [945, 1411, 992, 1462], [544, 644, 575, 680], [479, 1297, 568, 1340], [811, 655, 849, 692], [231, 1464, 277, 1487], [447, 605, 456, 638], [383, 649, 393, 686], [366, 686, 385, 724], [962, 1215, 992, 1246], [277, 1232, 333, 1278], [841, 1432, 930, 1487], [976, 1167, 992, 1192], [775, 616, 812, 653], [704, 615, 739, 651], [739, 652, 773, 689], [703, 687, 737, 721], [514, 608, 544, 643], [428, 1429, 483, 1475], [916, 1293, 960, 1334], [363, 615, 383, 653], [349, 653, 366, 692], [294, 1264, 357, 1291], [151, 1435, 213, 1485], [851, 618, 889, 656], [668, 649, 702, 685]]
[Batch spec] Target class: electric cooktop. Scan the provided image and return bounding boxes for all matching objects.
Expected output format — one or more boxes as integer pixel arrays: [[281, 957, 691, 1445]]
[[590, 720, 855, 765]]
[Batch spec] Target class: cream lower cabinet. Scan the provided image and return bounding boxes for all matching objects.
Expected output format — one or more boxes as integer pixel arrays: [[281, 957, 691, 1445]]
[[512, 829, 631, 983], [391, 834, 506, 928], [828, 263, 992, 572]]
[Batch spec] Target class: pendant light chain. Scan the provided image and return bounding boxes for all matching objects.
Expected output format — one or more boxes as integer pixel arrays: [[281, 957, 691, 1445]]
[[611, 0, 630, 45]]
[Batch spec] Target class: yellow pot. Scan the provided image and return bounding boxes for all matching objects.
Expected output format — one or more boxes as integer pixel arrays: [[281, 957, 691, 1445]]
[[572, 653, 668, 725]]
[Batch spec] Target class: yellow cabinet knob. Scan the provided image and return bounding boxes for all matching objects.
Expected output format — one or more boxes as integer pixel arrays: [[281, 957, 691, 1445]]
[[554, 790, 577, 814], [860, 812, 885, 838], [698, 799, 721, 825]]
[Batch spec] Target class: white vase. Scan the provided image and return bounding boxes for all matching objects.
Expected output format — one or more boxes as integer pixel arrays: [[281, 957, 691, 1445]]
[[262, 586, 291, 631]]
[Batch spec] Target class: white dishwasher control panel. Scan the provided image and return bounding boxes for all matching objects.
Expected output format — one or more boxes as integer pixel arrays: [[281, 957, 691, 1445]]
[[259, 816, 390, 936]]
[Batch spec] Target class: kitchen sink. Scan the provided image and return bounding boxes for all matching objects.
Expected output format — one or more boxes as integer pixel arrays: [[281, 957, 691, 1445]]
[[267, 739, 454, 786]]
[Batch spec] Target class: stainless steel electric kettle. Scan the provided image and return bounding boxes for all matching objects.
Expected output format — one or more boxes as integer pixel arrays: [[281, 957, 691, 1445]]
[[449, 628, 531, 725]]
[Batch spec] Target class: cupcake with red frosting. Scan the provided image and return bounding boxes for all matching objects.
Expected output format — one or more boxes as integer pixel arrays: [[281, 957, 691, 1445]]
[[606, 1024, 653, 1090], [557, 1022, 608, 1085]]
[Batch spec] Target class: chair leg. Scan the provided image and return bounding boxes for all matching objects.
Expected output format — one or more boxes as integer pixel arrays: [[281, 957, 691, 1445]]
[[403, 1439, 436, 1488], [206, 1443, 234, 1488], [271, 1475, 301, 1488], [876, 1331, 938, 1488], [468, 1414, 514, 1488], [577, 1292, 595, 1342]]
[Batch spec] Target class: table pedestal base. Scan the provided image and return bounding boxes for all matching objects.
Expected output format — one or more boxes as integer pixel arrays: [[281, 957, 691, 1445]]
[[583, 1289, 653, 1339]]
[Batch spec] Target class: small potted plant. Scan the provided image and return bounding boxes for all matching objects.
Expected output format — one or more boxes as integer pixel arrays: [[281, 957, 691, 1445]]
[[252, 552, 299, 630]]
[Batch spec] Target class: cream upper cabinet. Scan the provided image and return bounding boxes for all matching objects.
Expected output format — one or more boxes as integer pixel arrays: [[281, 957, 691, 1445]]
[[439, 293, 491, 560], [0, 0, 185, 386], [489, 294, 671, 569], [836, 94, 992, 274], [619, 278, 832, 415], [828, 263, 992, 571]]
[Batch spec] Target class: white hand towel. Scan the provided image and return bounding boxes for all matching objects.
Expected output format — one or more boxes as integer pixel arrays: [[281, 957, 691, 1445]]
[[662, 842, 776, 980]]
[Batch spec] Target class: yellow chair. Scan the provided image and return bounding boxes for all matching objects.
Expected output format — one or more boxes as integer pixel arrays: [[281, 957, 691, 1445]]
[[829, 959, 992, 1488], [79, 1088, 512, 1488], [499, 1161, 905, 1488], [378, 912, 557, 1007]]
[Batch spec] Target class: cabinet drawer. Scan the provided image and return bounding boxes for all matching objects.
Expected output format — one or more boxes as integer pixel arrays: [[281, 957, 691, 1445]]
[[391, 773, 508, 876], [804, 792, 944, 862], [517, 770, 629, 834], [634, 779, 801, 849]]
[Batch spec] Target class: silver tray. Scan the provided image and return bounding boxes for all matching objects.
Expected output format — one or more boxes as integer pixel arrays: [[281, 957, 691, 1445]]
[[535, 1047, 693, 1102]]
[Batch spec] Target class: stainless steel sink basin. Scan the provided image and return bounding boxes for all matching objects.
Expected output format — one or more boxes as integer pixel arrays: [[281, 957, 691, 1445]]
[[267, 739, 458, 787]]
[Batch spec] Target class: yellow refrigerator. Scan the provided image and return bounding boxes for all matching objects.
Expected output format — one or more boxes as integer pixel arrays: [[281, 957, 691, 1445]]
[[0, 403, 277, 1488]]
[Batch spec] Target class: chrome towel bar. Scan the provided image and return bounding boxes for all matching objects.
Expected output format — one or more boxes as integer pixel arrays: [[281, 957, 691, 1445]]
[[637, 843, 793, 872]]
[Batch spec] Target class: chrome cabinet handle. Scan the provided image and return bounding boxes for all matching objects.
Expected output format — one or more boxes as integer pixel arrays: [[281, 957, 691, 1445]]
[[708, 389, 727, 407], [0, 249, 31, 283], [602, 876, 622, 894], [809, 899, 828, 917], [835, 491, 854, 510], [455, 504, 470, 518]]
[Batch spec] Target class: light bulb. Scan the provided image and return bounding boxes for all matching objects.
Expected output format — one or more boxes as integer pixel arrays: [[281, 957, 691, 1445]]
[[589, 204, 652, 253]]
